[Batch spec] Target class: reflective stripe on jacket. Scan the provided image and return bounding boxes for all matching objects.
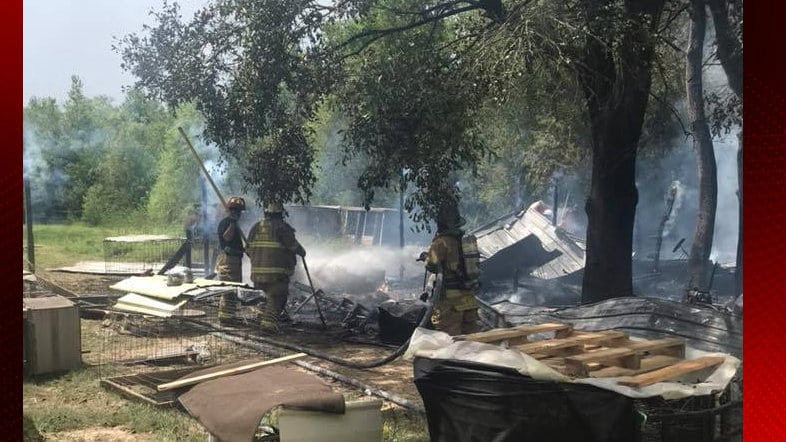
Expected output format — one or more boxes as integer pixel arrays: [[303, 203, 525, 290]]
[[426, 233, 466, 289], [246, 219, 298, 282]]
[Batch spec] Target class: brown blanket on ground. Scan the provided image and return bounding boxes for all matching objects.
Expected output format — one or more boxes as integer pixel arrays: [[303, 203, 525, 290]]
[[178, 362, 345, 442]]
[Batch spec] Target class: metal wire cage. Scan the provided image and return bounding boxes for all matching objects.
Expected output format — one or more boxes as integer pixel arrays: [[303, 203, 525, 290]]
[[103, 235, 186, 274], [96, 290, 265, 407]]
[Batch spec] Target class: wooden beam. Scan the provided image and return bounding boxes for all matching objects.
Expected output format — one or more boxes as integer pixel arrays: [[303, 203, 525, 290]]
[[590, 355, 682, 378], [157, 353, 307, 391], [617, 356, 725, 388], [565, 348, 641, 377], [516, 330, 628, 356], [455, 323, 572, 344], [625, 338, 685, 358]]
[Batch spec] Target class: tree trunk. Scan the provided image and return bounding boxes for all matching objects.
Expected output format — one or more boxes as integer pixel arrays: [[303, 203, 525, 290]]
[[686, 0, 718, 291], [708, 0, 742, 99], [735, 131, 742, 296], [578, 0, 665, 304], [708, 0, 742, 296]]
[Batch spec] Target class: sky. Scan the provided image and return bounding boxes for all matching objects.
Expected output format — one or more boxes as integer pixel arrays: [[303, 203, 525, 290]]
[[23, 0, 206, 104]]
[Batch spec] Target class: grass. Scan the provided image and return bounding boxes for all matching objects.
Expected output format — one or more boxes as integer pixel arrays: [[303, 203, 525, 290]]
[[24, 223, 183, 269], [23, 366, 207, 441], [24, 222, 433, 441], [382, 408, 431, 442]]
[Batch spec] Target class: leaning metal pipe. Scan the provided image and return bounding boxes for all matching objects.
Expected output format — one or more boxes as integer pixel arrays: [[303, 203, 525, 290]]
[[215, 332, 425, 413], [178, 127, 249, 248]]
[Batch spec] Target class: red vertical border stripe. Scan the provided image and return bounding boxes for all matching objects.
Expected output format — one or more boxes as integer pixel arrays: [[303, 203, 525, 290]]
[[744, 2, 786, 441], [1, 0, 23, 438]]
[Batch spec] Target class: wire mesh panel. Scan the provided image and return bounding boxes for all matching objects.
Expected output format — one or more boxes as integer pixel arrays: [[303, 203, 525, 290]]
[[103, 235, 186, 274], [97, 292, 265, 398]]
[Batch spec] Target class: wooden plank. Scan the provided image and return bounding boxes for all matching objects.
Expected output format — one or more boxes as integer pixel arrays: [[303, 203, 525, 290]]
[[617, 356, 725, 388], [590, 355, 682, 378], [565, 348, 641, 377], [625, 338, 685, 358], [456, 323, 572, 344], [157, 353, 307, 391], [101, 379, 176, 407], [516, 330, 628, 356]]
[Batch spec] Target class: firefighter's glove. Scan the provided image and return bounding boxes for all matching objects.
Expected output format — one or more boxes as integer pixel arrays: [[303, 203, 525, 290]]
[[419, 292, 430, 302], [416, 251, 428, 262], [296, 246, 306, 258]]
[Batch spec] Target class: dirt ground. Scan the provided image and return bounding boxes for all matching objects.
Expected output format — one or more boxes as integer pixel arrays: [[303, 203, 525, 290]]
[[25, 269, 430, 442]]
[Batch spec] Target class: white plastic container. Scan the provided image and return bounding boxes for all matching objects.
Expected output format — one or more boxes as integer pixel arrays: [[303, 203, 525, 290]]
[[278, 399, 384, 442]]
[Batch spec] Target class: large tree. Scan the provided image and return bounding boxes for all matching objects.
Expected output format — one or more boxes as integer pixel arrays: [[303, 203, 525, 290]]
[[117, 1, 321, 206], [707, 0, 742, 296], [120, 0, 669, 303], [685, 0, 718, 290]]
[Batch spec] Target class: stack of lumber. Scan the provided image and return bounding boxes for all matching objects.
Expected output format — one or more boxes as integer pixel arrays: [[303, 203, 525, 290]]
[[456, 323, 725, 388]]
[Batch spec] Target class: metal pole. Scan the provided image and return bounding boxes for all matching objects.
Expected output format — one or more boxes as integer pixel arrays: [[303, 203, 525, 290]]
[[361, 210, 369, 245], [378, 212, 385, 246], [201, 177, 210, 274], [178, 127, 248, 247], [552, 180, 559, 226], [24, 179, 35, 272], [301, 256, 327, 328], [399, 171, 405, 281]]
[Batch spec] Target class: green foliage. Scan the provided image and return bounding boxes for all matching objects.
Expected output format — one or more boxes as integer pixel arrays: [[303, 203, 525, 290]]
[[117, 0, 323, 206], [146, 106, 206, 225], [24, 76, 110, 220], [329, 1, 490, 225]]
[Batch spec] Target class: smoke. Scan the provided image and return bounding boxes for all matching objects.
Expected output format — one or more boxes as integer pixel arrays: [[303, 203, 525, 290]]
[[635, 127, 740, 265], [23, 124, 72, 220]]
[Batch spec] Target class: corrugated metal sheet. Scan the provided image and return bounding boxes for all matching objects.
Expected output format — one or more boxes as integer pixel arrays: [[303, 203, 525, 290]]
[[109, 275, 247, 300], [471, 201, 585, 280], [113, 293, 189, 317], [24, 295, 76, 310]]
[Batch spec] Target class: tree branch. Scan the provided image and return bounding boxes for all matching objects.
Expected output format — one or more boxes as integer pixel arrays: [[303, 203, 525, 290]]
[[336, 4, 482, 52]]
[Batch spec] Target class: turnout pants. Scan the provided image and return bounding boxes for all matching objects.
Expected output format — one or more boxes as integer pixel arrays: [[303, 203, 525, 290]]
[[254, 278, 290, 330], [431, 289, 480, 336], [216, 253, 242, 318]]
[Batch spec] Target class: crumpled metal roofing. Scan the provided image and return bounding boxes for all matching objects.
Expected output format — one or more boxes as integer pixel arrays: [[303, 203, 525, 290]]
[[113, 293, 189, 317], [109, 275, 247, 300], [470, 201, 585, 279]]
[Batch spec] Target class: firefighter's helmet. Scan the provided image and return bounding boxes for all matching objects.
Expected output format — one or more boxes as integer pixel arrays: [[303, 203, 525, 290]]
[[226, 196, 246, 211]]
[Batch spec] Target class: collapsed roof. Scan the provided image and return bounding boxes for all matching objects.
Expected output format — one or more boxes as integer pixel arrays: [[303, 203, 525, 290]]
[[471, 201, 585, 281]]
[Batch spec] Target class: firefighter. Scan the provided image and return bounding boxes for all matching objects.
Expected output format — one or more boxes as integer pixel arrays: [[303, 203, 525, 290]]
[[423, 202, 480, 336], [216, 196, 246, 326], [246, 201, 306, 332]]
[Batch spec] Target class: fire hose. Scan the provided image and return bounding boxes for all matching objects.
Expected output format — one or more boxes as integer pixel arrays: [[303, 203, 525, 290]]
[[214, 332, 426, 412], [207, 299, 432, 370]]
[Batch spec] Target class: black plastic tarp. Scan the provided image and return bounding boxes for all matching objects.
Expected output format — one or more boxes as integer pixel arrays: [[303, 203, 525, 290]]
[[414, 357, 639, 442]]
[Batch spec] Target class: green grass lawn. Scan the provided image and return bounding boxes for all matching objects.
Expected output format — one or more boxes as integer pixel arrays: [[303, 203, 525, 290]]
[[24, 223, 182, 269], [23, 222, 431, 441]]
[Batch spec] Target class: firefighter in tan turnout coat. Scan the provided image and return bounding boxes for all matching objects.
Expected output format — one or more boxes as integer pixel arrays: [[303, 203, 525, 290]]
[[246, 202, 306, 331], [424, 202, 481, 336], [216, 196, 246, 326]]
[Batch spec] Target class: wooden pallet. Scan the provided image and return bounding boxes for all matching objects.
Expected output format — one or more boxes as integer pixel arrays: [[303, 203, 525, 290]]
[[457, 323, 725, 387]]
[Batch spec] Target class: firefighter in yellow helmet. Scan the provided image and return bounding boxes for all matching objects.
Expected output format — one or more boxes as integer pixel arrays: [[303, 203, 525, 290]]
[[423, 201, 480, 336], [246, 201, 306, 332], [216, 196, 246, 326]]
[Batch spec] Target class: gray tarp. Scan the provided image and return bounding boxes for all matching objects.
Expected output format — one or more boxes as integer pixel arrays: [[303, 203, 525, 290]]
[[480, 297, 741, 357]]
